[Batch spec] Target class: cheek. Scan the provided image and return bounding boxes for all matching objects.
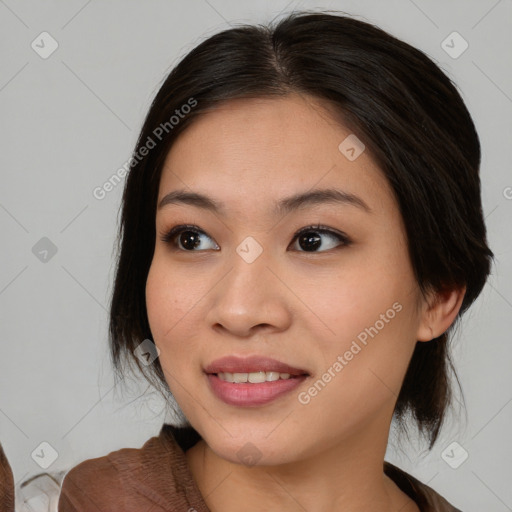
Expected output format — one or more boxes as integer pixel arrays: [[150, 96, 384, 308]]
[[145, 264, 187, 407], [299, 251, 416, 351], [297, 244, 420, 410], [305, 278, 417, 393], [145, 257, 208, 386], [297, 302, 418, 444], [145, 260, 188, 364], [146, 261, 172, 339], [145, 256, 200, 338]]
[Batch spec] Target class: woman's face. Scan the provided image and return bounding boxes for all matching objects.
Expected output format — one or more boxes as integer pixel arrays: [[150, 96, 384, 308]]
[[146, 94, 428, 465]]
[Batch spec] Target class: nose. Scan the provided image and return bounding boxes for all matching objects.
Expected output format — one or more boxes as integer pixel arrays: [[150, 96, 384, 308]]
[[205, 243, 293, 338]]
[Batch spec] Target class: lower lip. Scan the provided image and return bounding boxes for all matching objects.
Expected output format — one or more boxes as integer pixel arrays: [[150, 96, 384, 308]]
[[206, 373, 308, 406]]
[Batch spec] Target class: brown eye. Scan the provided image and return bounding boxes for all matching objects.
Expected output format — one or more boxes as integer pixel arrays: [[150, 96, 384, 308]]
[[290, 225, 352, 252], [160, 223, 351, 253], [160, 225, 219, 251]]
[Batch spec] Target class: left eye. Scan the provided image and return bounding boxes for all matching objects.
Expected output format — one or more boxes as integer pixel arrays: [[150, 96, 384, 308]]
[[160, 224, 351, 253], [290, 225, 351, 252]]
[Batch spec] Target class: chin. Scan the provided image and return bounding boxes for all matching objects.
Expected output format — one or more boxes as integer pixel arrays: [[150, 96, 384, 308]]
[[204, 429, 296, 467]]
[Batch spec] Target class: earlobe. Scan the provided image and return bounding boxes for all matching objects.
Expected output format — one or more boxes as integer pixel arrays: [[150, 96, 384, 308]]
[[416, 285, 466, 342]]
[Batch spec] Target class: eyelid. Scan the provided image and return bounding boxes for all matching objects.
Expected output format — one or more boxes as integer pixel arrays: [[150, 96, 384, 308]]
[[159, 224, 218, 248], [291, 224, 352, 246], [159, 223, 352, 251]]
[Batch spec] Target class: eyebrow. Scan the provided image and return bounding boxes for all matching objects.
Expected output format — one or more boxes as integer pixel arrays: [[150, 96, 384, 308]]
[[158, 187, 371, 215]]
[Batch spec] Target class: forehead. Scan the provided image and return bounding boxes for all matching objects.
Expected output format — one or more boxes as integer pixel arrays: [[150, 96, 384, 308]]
[[158, 94, 393, 217]]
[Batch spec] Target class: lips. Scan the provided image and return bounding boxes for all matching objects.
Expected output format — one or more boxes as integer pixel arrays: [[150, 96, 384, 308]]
[[204, 355, 309, 377]]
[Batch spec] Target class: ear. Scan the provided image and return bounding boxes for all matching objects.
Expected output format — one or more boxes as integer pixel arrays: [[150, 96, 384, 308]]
[[416, 285, 466, 342]]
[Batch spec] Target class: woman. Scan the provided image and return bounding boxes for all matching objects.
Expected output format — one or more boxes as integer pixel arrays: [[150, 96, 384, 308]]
[[56, 10, 492, 512]]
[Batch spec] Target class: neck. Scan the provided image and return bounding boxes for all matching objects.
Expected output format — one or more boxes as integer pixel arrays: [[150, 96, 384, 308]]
[[185, 421, 419, 512]]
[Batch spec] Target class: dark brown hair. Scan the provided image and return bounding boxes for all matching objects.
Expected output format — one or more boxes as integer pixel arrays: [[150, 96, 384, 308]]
[[109, 10, 493, 448]]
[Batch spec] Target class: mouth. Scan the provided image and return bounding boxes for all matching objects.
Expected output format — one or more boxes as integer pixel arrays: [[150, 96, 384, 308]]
[[213, 371, 304, 383], [204, 355, 309, 376], [204, 355, 310, 406]]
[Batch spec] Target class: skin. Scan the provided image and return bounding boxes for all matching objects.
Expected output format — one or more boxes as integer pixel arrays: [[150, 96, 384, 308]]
[[145, 94, 465, 512]]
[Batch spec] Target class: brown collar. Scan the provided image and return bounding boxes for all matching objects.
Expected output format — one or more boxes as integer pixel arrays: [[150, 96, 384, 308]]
[[104, 424, 461, 512]]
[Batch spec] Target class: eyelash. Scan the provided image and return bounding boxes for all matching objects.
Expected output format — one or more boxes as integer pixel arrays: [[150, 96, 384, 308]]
[[159, 223, 352, 253]]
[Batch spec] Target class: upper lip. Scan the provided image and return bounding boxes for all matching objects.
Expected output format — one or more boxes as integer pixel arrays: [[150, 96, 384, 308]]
[[204, 356, 309, 376]]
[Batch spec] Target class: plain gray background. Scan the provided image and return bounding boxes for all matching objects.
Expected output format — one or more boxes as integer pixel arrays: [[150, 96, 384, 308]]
[[1, 0, 511, 509]]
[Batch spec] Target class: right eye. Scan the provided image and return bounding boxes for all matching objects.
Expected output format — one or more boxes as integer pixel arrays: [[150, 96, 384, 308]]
[[160, 224, 219, 251]]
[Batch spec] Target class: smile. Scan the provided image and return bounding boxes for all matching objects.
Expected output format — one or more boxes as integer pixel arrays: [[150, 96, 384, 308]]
[[216, 371, 294, 383], [206, 373, 308, 406]]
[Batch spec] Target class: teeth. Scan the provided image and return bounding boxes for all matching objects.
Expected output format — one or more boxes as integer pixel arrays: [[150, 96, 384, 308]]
[[217, 371, 294, 383]]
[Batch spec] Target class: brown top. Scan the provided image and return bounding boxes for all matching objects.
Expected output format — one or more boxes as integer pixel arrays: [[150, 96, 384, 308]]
[[56, 424, 462, 512], [0, 426, 462, 511], [0, 443, 15, 512]]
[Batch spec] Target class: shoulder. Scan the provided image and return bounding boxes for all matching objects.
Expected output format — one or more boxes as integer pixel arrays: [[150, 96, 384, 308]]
[[58, 445, 142, 511], [58, 434, 169, 512], [384, 461, 463, 512], [58, 428, 207, 512]]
